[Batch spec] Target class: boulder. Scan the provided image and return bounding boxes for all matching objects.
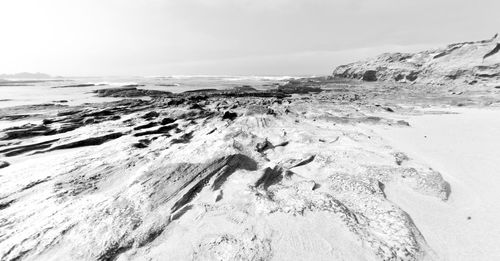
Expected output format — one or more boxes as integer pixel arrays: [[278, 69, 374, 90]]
[[222, 111, 238, 121], [362, 70, 378, 81]]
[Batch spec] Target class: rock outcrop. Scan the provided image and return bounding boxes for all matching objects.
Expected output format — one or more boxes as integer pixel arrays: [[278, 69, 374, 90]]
[[0, 83, 456, 260], [0, 160, 9, 169], [332, 34, 500, 86], [3, 74, 498, 260]]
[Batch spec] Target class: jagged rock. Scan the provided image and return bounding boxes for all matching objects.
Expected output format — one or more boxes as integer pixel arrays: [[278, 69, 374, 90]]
[[256, 138, 273, 153], [278, 80, 323, 93], [232, 85, 257, 92], [160, 117, 176, 125], [0, 115, 32, 120], [42, 119, 54, 125], [166, 154, 258, 212], [46, 133, 123, 152], [332, 34, 500, 86], [142, 111, 160, 119], [395, 74, 405, 81], [58, 109, 83, 116], [132, 139, 151, 148], [0, 124, 52, 140], [122, 84, 145, 87], [362, 70, 378, 81], [167, 98, 186, 106], [254, 166, 283, 189], [0, 139, 58, 157], [94, 87, 171, 97], [397, 120, 411, 126], [0, 160, 9, 168], [189, 103, 204, 110], [484, 43, 500, 59], [133, 122, 159, 130], [83, 118, 95, 124], [222, 111, 237, 120], [406, 71, 419, 81], [280, 155, 316, 169], [171, 131, 194, 144], [134, 123, 178, 137], [266, 108, 276, 116], [393, 152, 410, 166]]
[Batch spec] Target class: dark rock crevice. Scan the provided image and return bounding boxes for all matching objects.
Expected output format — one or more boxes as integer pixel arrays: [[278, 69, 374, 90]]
[[0, 139, 59, 157], [169, 154, 258, 213], [483, 43, 500, 60], [254, 166, 284, 190]]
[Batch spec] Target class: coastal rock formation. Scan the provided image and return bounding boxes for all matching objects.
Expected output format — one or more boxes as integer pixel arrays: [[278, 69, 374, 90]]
[[0, 160, 9, 169], [0, 83, 460, 260], [332, 34, 500, 86], [93, 87, 172, 97]]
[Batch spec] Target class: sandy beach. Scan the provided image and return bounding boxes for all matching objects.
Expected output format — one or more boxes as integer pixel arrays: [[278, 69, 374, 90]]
[[375, 107, 500, 260]]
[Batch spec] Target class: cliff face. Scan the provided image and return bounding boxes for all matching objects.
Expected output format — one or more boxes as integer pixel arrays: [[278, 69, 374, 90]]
[[333, 34, 500, 86]]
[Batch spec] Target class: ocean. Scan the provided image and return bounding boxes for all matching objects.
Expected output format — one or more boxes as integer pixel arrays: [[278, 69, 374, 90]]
[[0, 75, 294, 109]]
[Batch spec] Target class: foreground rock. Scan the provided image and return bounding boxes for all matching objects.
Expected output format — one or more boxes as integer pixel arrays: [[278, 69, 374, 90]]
[[0, 160, 9, 169], [0, 80, 461, 260]]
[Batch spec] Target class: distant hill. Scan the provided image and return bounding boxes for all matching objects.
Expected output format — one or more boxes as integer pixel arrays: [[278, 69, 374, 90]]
[[0, 72, 52, 79], [332, 34, 500, 86]]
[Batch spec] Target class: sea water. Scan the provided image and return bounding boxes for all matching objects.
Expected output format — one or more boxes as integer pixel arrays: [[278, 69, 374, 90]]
[[0, 75, 292, 109], [0, 75, 292, 129]]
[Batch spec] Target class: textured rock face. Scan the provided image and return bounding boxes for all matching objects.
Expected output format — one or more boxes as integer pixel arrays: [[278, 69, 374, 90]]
[[362, 70, 378, 81], [332, 34, 500, 86], [5, 80, 498, 260], [0, 160, 9, 168], [0, 86, 454, 261]]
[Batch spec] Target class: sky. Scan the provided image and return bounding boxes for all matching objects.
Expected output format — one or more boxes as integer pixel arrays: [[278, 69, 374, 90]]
[[0, 0, 499, 76]]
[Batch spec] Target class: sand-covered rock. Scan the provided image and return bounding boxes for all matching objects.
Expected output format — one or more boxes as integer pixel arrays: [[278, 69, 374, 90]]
[[0, 86, 453, 260]]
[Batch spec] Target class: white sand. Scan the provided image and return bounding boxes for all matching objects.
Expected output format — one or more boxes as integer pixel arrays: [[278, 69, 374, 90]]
[[375, 107, 500, 260]]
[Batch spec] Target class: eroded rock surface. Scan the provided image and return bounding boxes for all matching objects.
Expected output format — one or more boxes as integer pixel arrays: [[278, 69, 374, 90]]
[[0, 81, 485, 261]]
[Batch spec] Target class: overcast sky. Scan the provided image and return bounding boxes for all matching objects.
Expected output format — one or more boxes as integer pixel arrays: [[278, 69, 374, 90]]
[[1, 0, 499, 76]]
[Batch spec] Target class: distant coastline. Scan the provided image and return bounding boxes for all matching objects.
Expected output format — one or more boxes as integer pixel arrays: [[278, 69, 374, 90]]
[[0, 72, 52, 80]]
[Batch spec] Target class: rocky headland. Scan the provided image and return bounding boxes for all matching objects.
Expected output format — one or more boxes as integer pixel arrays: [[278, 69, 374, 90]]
[[332, 34, 500, 88]]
